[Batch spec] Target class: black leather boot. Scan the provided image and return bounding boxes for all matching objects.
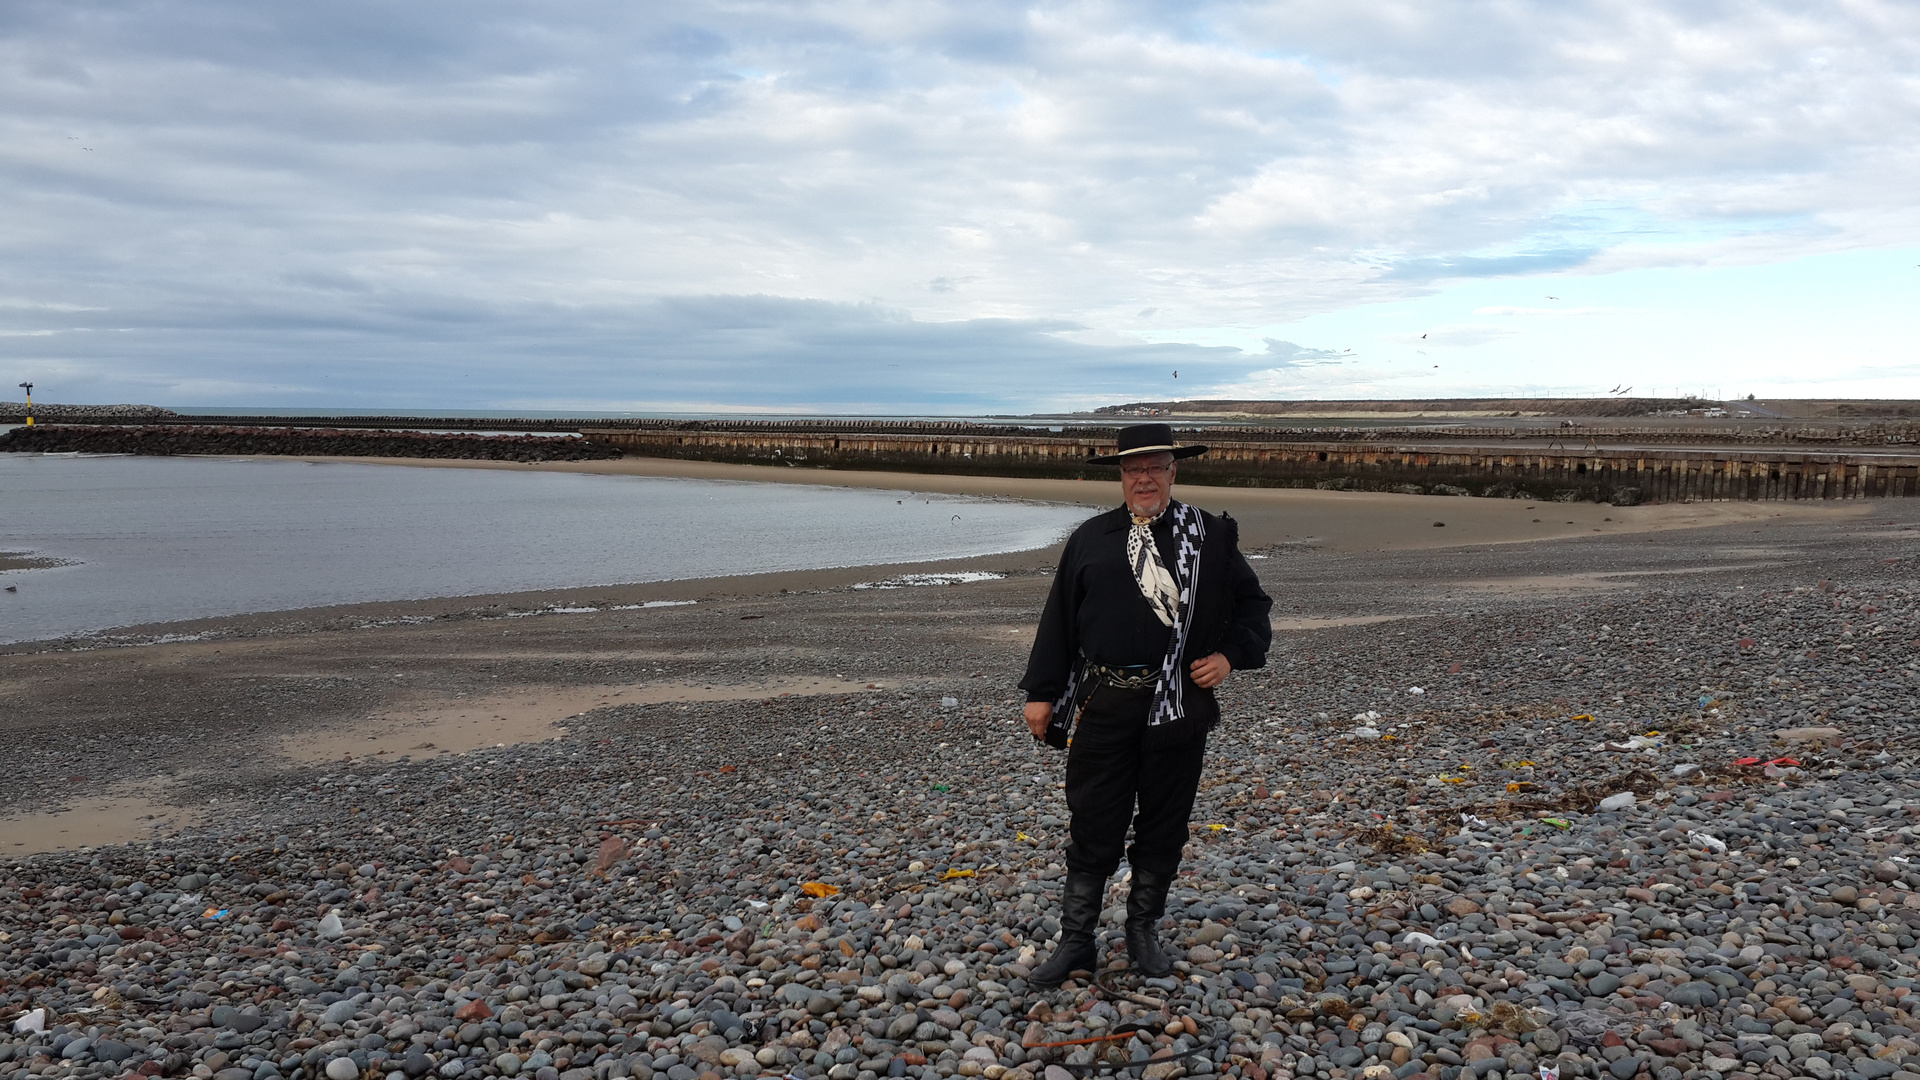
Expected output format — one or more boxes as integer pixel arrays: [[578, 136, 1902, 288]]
[[1125, 868, 1174, 977], [1029, 871, 1105, 987]]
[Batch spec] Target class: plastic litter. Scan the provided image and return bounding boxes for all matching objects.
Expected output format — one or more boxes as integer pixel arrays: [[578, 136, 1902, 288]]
[[1605, 734, 1664, 752], [1688, 830, 1728, 854], [1735, 756, 1800, 767], [1542, 817, 1571, 830], [1539, 1066, 1560, 1080], [1460, 813, 1489, 827], [941, 868, 974, 880], [12, 1008, 45, 1035], [800, 881, 840, 897], [1349, 726, 1383, 740], [940, 697, 958, 708], [316, 910, 344, 939], [1351, 710, 1382, 724], [1402, 932, 1443, 950], [1673, 763, 1702, 778], [1597, 792, 1637, 812], [1407, 686, 1425, 695], [1773, 726, 1842, 743], [202, 908, 229, 920]]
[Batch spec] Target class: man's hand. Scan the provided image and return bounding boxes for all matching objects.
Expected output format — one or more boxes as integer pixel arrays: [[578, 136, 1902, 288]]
[[1189, 652, 1232, 689], [1024, 701, 1054, 739]]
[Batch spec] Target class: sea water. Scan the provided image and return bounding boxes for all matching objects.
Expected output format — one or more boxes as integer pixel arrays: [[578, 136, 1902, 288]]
[[0, 455, 1087, 643]]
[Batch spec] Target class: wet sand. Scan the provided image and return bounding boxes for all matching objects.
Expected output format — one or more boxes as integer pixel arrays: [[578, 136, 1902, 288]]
[[282, 676, 895, 764], [0, 552, 69, 573]]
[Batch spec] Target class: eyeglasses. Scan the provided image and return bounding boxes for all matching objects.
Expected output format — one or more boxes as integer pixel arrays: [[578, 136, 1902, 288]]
[[1120, 464, 1172, 479]]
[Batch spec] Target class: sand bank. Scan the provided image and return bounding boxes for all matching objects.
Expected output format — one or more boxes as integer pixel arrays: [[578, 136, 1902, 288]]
[[281, 453, 1866, 553]]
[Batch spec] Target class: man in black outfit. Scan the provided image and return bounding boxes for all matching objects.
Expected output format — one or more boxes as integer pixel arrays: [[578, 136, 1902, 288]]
[[1019, 423, 1272, 987]]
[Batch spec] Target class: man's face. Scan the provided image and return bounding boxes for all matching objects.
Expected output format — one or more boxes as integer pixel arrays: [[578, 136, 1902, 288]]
[[1120, 451, 1176, 517]]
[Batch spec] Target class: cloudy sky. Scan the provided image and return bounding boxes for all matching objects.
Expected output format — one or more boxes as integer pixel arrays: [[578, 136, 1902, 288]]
[[3, 1, 1918, 413]]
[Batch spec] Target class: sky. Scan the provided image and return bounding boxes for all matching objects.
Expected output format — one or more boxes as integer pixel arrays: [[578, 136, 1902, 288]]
[[2, 0, 1918, 414]]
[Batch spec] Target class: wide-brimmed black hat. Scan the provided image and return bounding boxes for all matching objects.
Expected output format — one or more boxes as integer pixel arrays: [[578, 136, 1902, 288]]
[[1087, 423, 1209, 464]]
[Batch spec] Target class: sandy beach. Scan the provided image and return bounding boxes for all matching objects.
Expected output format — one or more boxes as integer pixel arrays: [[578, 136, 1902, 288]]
[[4, 460, 1918, 1080], [0, 460, 1884, 852]]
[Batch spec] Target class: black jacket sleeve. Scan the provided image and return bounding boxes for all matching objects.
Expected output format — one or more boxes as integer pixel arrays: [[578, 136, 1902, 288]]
[[1213, 544, 1272, 672], [1019, 534, 1082, 703]]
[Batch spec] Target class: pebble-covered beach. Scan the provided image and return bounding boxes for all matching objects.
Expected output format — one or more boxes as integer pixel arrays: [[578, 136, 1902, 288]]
[[5, 499, 1920, 1080]]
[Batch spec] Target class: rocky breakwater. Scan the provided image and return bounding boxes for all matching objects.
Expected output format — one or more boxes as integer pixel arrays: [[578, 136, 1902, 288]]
[[0, 426, 622, 464], [4, 554, 1920, 1080], [0, 405, 178, 424]]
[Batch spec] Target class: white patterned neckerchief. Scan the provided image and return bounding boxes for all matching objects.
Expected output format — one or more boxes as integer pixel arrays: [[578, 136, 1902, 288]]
[[1127, 509, 1181, 628], [1148, 501, 1206, 727]]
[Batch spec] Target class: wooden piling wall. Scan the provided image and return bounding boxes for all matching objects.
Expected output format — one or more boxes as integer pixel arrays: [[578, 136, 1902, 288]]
[[583, 426, 1920, 504]]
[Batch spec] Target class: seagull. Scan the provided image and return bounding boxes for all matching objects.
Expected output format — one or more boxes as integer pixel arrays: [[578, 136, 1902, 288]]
[[1545, 295, 1559, 300], [1172, 371, 1178, 378], [1421, 333, 1427, 339], [1608, 384, 1620, 393]]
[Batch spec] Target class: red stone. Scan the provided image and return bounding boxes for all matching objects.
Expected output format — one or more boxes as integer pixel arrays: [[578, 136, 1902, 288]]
[[1601, 1032, 1624, 1048], [596, 836, 631, 873], [455, 999, 493, 1021], [446, 856, 472, 874]]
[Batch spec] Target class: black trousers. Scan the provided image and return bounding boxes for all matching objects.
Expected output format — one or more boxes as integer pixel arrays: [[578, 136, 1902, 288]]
[[1062, 682, 1208, 877]]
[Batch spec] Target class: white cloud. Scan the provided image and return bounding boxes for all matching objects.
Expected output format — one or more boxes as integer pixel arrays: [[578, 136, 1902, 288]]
[[1, 0, 1916, 408], [1472, 306, 1617, 317]]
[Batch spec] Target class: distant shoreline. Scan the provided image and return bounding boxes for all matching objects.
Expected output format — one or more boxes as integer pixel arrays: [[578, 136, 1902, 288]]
[[283, 451, 1856, 553]]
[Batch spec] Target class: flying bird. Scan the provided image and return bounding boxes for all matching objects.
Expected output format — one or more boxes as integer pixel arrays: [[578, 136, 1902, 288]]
[[1608, 384, 1620, 393], [1545, 295, 1559, 300], [1172, 370, 1178, 378], [1421, 333, 1427, 339]]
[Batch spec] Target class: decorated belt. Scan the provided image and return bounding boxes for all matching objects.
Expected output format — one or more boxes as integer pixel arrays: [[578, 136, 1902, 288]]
[[1091, 664, 1158, 689]]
